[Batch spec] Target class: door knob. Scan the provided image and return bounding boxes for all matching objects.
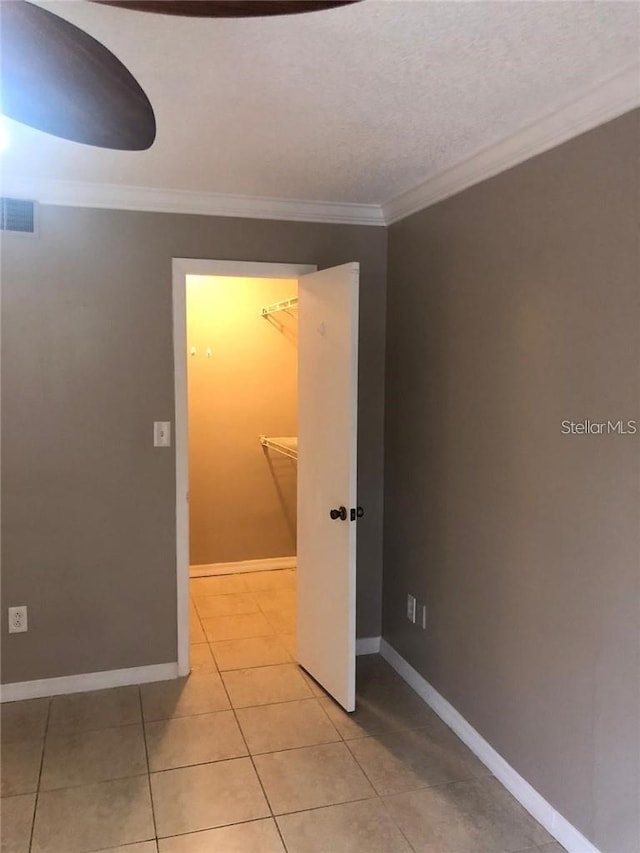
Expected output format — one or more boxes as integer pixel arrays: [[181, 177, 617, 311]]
[[350, 506, 365, 521], [330, 506, 347, 521]]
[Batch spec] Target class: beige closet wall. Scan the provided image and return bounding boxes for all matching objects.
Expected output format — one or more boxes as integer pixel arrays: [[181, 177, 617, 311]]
[[187, 276, 298, 565]]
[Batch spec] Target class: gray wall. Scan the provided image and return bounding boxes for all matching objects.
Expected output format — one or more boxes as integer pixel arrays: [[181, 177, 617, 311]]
[[1, 208, 387, 683], [383, 109, 640, 853]]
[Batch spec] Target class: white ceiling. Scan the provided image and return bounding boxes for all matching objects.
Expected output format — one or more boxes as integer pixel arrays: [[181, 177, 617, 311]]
[[4, 0, 640, 211]]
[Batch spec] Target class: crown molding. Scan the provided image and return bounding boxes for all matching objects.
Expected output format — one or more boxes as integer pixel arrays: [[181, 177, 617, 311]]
[[4, 66, 637, 228], [383, 64, 640, 225], [0, 177, 385, 227]]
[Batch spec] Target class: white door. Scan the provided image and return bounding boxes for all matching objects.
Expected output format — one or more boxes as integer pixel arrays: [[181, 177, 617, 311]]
[[296, 262, 360, 712]]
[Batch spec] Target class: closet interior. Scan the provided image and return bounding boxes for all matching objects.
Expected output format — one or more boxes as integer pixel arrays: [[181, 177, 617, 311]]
[[186, 275, 299, 664]]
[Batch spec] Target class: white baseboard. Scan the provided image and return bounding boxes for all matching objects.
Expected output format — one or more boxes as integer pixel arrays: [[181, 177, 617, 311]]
[[0, 662, 179, 703], [379, 639, 600, 853], [190, 556, 297, 577], [356, 636, 381, 655]]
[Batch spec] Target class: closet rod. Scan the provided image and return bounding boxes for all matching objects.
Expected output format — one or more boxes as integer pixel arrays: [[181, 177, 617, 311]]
[[260, 435, 298, 461], [260, 296, 298, 317]]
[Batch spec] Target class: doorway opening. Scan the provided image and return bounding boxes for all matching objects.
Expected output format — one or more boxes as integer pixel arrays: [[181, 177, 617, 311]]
[[187, 273, 300, 673], [173, 258, 360, 712]]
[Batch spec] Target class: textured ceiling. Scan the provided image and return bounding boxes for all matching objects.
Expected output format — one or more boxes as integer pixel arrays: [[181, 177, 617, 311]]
[[4, 0, 640, 205]]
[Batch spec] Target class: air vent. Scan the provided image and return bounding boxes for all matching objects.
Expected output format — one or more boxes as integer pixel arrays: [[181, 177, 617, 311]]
[[1, 197, 38, 235]]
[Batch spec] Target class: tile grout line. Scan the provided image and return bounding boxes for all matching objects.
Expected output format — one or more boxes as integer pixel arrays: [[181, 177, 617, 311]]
[[338, 728, 418, 852], [89, 839, 159, 853], [218, 660, 302, 675], [227, 727, 346, 760], [140, 691, 323, 724], [195, 589, 296, 612], [138, 684, 161, 846], [220, 645, 404, 847], [28, 695, 52, 853], [267, 793, 379, 818], [290, 686, 343, 746], [206, 641, 295, 669], [340, 719, 545, 851], [216, 665, 292, 853], [188, 568, 297, 851], [30, 711, 345, 787], [192, 590, 260, 621], [153, 813, 286, 844], [315, 700, 349, 744], [191, 576, 295, 640], [25, 770, 155, 794], [191, 578, 295, 603], [189, 591, 208, 643], [40, 719, 148, 737], [21, 740, 481, 798], [378, 794, 419, 853], [143, 676, 320, 724], [209, 636, 304, 851], [207, 645, 293, 669]]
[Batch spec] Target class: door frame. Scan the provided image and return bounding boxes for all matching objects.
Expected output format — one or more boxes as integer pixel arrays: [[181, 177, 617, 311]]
[[172, 258, 317, 675]]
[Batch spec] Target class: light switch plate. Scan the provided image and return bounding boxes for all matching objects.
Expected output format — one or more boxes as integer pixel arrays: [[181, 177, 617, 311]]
[[153, 421, 171, 447]]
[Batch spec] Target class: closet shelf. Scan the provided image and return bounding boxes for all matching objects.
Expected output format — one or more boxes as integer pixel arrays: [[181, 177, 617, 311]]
[[260, 435, 298, 461], [260, 296, 298, 317]]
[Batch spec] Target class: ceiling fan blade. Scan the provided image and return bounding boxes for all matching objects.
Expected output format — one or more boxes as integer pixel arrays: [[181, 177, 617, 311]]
[[1, 1, 156, 150], [92, 1, 360, 17]]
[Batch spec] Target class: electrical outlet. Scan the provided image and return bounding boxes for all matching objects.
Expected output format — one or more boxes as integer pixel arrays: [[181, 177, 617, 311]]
[[420, 604, 427, 629], [8, 606, 28, 633], [407, 594, 417, 623]]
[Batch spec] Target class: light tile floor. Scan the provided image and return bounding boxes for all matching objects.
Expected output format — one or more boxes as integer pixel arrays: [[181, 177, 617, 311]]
[[1, 569, 564, 852]]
